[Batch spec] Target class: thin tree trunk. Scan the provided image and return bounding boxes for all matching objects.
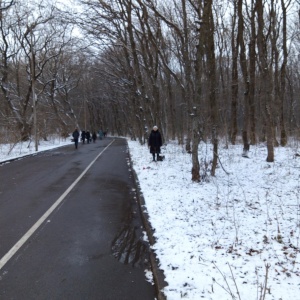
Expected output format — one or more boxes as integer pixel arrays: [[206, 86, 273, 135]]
[[237, 0, 250, 156], [249, 0, 257, 145], [256, 0, 274, 162], [230, 2, 238, 145], [203, 0, 218, 176], [122, 0, 145, 140], [279, 0, 290, 146]]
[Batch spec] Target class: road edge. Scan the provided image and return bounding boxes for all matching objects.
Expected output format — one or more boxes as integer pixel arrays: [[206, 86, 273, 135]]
[[127, 142, 167, 300]]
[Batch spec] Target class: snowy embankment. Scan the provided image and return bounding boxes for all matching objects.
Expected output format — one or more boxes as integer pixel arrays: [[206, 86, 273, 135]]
[[0, 137, 72, 163], [127, 139, 300, 300]]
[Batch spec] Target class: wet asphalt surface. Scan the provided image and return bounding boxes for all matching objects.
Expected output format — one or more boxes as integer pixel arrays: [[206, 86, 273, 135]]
[[0, 137, 156, 300]]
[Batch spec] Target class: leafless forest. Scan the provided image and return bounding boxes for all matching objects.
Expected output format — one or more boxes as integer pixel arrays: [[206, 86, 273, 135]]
[[1, 0, 299, 179]]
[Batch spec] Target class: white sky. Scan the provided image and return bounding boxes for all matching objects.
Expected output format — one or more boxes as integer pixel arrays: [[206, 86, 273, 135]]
[[1, 136, 300, 299]]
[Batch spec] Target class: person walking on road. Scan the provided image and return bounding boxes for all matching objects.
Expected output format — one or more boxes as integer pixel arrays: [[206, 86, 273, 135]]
[[86, 131, 91, 144], [148, 125, 162, 161], [92, 132, 97, 143], [72, 128, 80, 149], [81, 130, 86, 144], [99, 130, 104, 140]]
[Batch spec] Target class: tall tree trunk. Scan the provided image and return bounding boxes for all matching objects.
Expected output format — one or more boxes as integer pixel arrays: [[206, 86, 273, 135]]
[[279, 0, 289, 146], [203, 0, 218, 176], [166, 70, 176, 140], [191, 2, 205, 182], [270, 1, 280, 147], [249, 0, 257, 145], [230, 2, 238, 145], [181, 0, 193, 154], [122, 0, 145, 140], [256, 0, 274, 162], [238, 0, 250, 156]]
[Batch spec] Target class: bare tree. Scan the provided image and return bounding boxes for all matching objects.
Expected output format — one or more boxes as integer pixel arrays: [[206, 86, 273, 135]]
[[202, 0, 218, 175], [256, 0, 274, 162], [247, 0, 257, 145], [230, 0, 238, 145], [238, 0, 250, 157], [0, 1, 72, 141], [278, 0, 292, 146]]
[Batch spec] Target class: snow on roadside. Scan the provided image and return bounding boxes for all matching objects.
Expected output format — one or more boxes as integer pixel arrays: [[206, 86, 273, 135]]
[[127, 139, 300, 300], [0, 137, 72, 163]]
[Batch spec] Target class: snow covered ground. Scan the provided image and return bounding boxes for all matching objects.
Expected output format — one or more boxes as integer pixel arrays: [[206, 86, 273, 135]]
[[127, 139, 300, 300], [0, 136, 72, 163], [1, 136, 300, 299]]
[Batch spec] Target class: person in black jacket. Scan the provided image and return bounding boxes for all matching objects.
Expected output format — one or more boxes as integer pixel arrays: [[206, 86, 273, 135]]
[[148, 125, 162, 161], [92, 132, 97, 143], [86, 131, 91, 143], [81, 130, 86, 144], [72, 128, 80, 149]]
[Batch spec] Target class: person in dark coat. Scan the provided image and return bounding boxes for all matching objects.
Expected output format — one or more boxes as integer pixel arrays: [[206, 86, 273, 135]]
[[86, 131, 91, 143], [81, 130, 86, 144], [72, 128, 80, 149], [99, 130, 104, 140], [148, 125, 162, 161], [92, 132, 97, 143]]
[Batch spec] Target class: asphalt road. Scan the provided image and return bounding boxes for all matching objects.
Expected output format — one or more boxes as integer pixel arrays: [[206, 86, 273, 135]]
[[0, 137, 156, 300]]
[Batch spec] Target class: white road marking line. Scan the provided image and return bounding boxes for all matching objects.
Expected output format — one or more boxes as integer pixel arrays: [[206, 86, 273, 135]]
[[0, 139, 115, 271]]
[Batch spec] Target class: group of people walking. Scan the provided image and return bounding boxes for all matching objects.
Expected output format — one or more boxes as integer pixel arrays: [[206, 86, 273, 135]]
[[73, 125, 162, 162], [72, 129, 106, 149], [80, 130, 97, 144]]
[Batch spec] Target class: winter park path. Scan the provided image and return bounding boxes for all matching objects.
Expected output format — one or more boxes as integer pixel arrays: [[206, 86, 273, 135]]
[[0, 137, 158, 300]]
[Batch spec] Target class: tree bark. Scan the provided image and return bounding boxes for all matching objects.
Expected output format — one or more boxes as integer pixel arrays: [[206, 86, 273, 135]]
[[203, 0, 218, 176], [256, 0, 274, 162], [238, 0, 250, 156], [279, 0, 290, 146], [230, 1, 238, 145]]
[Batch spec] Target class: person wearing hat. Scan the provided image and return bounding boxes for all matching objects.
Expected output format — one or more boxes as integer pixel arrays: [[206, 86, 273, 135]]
[[148, 125, 162, 161]]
